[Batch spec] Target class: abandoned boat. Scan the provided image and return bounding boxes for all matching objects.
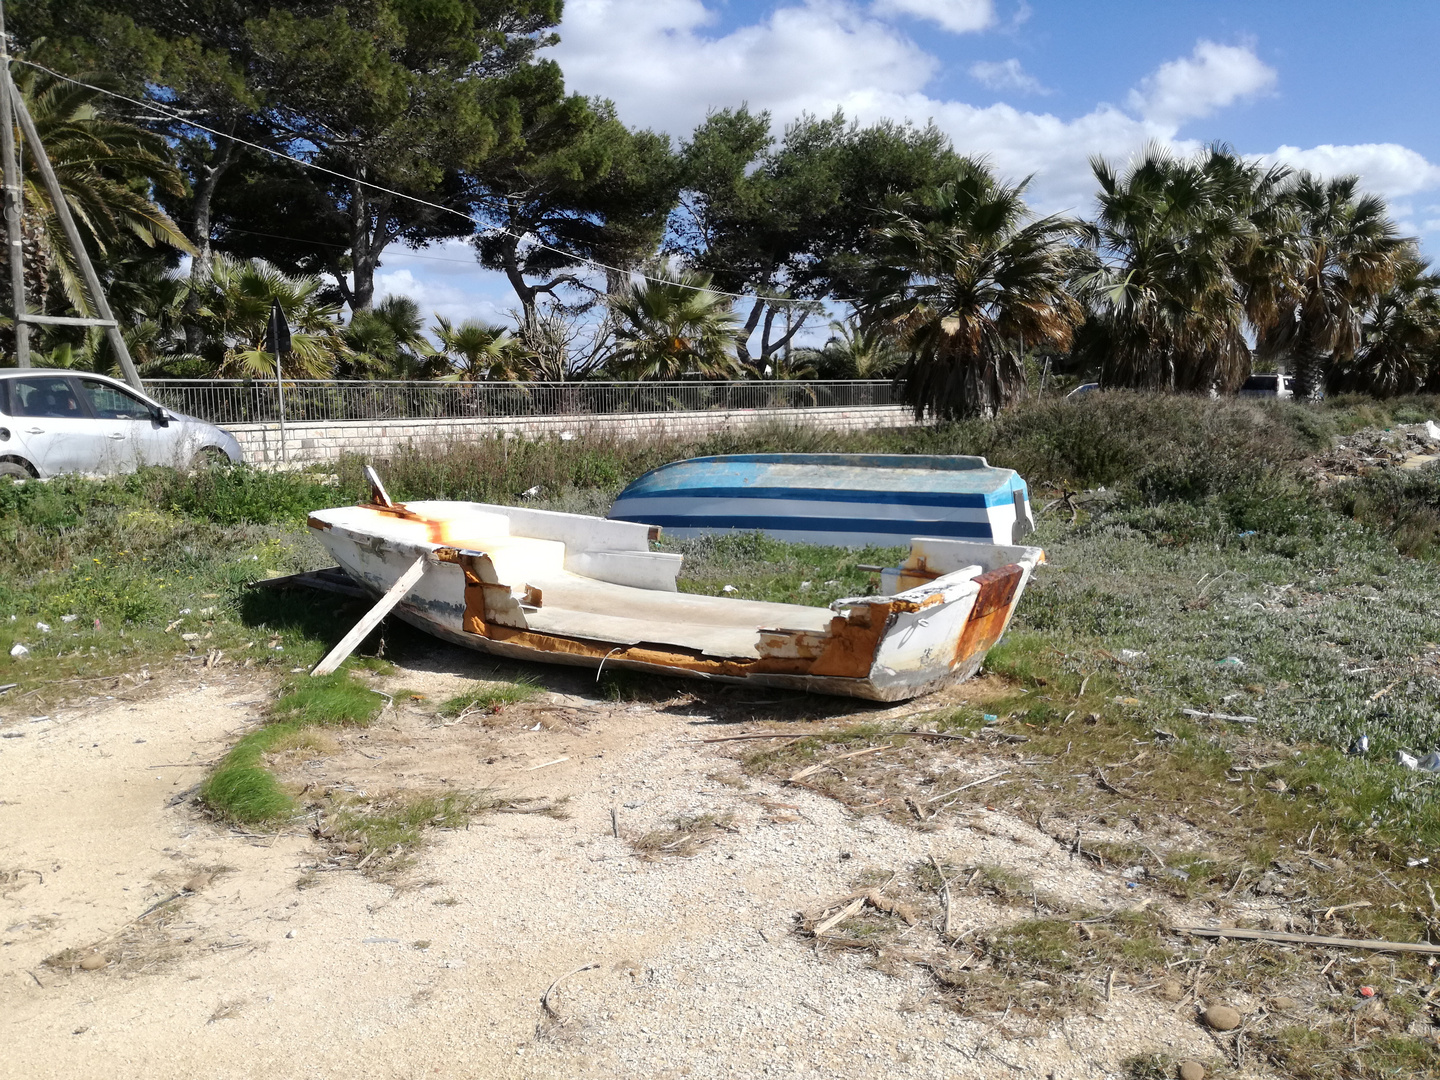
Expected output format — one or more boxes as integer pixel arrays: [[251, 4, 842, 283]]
[[606, 453, 1036, 548], [306, 487, 1043, 701]]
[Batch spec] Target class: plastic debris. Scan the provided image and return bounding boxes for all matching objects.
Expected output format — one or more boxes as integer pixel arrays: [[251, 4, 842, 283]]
[[1397, 750, 1420, 769], [180, 633, 200, 642], [799, 581, 812, 590], [520, 485, 542, 499], [983, 713, 1000, 725], [34, 621, 50, 633], [1113, 696, 1142, 706], [1348, 734, 1370, 756], [721, 584, 738, 594], [8, 643, 28, 659], [1408, 857, 1431, 868], [1426, 420, 1440, 441], [1117, 649, 1147, 663], [1419, 751, 1440, 772], [1217, 656, 1246, 669], [60, 614, 78, 623], [1359, 985, 1376, 998]]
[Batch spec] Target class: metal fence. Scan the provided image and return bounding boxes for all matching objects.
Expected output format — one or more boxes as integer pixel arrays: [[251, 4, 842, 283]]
[[145, 379, 897, 426]]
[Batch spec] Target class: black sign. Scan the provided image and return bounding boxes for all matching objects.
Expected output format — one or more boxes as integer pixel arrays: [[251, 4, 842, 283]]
[[265, 298, 292, 355]]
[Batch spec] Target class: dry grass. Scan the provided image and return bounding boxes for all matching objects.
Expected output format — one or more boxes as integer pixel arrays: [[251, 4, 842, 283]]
[[723, 677, 1440, 1065], [307, 789, 569, 878], [630, 813, 737, 860]]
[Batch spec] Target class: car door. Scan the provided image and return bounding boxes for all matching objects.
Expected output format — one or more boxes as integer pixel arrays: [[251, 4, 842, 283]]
[[5, 374, 112, 476], [77, 377, 169, 471]]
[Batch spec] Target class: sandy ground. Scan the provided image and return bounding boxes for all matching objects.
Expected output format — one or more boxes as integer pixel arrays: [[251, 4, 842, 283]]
[[0, 656, 1227, 1080]]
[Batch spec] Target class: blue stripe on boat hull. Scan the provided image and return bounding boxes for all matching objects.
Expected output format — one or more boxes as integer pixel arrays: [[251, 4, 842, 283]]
[[613, 485, 998, 508], [611, 512, 997, 540], [611, 496, 995, 524]]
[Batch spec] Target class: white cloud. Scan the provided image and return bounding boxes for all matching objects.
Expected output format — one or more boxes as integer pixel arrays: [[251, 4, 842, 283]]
[[1127, 40, 1277, 126], [372, 241, 517, 331], [1262, 143, 1440, 200], [870, 0, 994, 34], [553, 0, 934, 133], [968, 58, 1049, 95]]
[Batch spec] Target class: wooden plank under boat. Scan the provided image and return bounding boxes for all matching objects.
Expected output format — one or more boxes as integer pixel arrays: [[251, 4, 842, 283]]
[[606, 453, 1036, 547], [306, 498, 1044, 701]]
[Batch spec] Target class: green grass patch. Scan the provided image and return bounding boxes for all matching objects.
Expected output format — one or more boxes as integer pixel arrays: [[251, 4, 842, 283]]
[[438, 678, 541, 717], [269, 672, 387, 726], [201, 671, 383, 825]]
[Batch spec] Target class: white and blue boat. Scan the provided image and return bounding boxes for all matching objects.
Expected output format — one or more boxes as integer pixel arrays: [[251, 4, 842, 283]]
[[607, 454, 1036, 548]]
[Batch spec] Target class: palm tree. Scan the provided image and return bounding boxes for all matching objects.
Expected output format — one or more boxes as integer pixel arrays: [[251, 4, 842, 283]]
[[432, 316, 533, 381], [1330, 253, 1440, 397], [189, 255, 348, 378], [345, 296, 444, 379], [820, 318, 904, 378], [607, 271, 741, 380], [1075, 146, 1289, 394], [1264, 173, 1406, 399], [861, 158, 1081, 419], [6, 68, 190, 316]]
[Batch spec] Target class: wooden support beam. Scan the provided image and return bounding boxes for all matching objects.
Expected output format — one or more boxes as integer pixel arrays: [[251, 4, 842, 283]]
[[311, 556, 426, 677], [8, 79, 143, 391], [0, 9, 27, 367]]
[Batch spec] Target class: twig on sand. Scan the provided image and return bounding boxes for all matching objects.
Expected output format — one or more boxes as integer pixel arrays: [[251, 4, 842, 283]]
[[1181, 708, 1259, 724], [541, 963, 601, 1021], [929, 852, 955, 936], [925, 770, 1011, 805], [1174, 925, 1440, 955]]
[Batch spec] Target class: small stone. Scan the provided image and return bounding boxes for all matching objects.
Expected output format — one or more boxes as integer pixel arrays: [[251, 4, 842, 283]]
[[341, 842, 363, 855], [78, 953, 107, 971], [184, 873, 211, 892], [285, 929, 296, 939], [1203, 1004, 1242, 1031], [1178, 1062, 1206, 1080], [1271, 995, 1298, 1012], [1158, 978, 1184, 1002]]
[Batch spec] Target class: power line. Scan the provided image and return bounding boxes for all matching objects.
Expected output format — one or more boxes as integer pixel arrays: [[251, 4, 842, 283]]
[[16, 58, 847, 309]]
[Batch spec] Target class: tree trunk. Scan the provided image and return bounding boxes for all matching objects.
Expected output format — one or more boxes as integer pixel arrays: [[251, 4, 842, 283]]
[[184, 142, 234, 352], [347, 180, 394, 313], [735, 297, 765, 373], [499, 234, 540, 334], [1289, 323, 1326, 401]]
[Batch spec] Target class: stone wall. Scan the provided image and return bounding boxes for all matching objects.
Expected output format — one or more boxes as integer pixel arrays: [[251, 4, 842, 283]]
[[228, 404, 916, 464]]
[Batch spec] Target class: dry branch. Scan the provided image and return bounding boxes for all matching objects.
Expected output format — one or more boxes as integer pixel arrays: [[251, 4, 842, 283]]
[[1173, 926, 1440, 954]]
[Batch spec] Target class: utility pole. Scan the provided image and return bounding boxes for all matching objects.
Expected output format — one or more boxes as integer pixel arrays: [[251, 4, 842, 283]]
[[0, 1, 27, 366]]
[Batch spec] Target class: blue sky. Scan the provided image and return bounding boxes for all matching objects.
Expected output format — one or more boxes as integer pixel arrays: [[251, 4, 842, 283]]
[[376, 0, 1440, 338]]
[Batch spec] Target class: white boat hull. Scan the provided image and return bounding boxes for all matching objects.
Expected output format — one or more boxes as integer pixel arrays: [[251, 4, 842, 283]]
[[307, 500, 1043, 701]]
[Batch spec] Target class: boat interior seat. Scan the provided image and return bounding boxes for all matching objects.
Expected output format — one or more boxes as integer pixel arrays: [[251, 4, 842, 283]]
[[520, 572, 835, 659]]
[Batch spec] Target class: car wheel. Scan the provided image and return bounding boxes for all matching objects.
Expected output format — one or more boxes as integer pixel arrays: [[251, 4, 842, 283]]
[[0, 460, 34, 482], [193, 446, 233, 469]]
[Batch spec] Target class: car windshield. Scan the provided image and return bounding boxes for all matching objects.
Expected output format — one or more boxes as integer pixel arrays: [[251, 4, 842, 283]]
[[8, 376, 83, 418], [79, 378, 153, 420]]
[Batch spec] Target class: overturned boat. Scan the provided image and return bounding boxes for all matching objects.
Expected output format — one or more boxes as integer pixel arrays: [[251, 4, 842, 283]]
[[607, 453, 1036, 547], [306, 485, 1044, 701]]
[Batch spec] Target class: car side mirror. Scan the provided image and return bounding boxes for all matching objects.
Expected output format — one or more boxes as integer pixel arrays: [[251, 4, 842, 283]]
[[152, 408, 172, 427]]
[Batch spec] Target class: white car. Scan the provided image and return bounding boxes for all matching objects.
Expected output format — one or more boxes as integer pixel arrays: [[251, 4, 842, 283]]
[[1238, 373, 1294, 400], [0, 369, 243, 480]]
